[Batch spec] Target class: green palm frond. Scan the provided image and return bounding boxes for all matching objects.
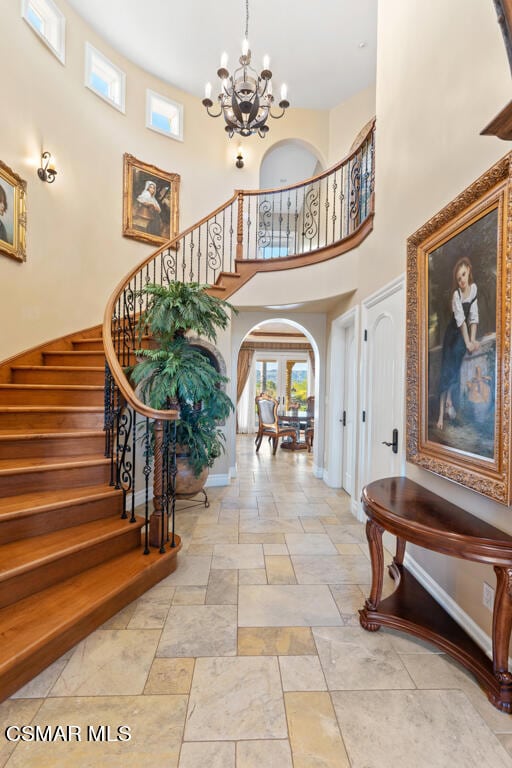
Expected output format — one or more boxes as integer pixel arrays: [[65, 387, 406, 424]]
[[136, 281, 236, 343], [130, 280, 236, 474]]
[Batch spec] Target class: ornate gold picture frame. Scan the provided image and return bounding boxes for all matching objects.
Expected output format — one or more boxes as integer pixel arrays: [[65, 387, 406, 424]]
[[406, 154, 512, 503], [0, 160, 27, 262], [122, 154, 180, 247]]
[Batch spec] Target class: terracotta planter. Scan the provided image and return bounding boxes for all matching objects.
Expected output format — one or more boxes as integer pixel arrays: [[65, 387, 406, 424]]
[[175, 446, 208, 498]]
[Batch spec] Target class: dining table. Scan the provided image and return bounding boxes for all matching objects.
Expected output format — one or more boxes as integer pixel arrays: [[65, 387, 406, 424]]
[[277, 411, 309, 450]]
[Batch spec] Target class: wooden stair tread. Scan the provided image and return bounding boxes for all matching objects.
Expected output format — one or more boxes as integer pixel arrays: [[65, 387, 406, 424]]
[[44, 350, 103, 356], [0, 429, 104, 440], [12, 365, 104, 372], [0, 322, 181, 701], [0, 516, 143, 581], [0, 484, 119, 518], [217, 271, 242, 280], [0, 383, 103, 391], [0, 406, 102, 413], [0, 541, 181, 670], [0, 454, 109, 474]]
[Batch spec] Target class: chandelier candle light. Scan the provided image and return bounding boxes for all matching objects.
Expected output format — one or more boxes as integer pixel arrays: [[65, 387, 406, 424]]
[[202, 0, 289, 138]]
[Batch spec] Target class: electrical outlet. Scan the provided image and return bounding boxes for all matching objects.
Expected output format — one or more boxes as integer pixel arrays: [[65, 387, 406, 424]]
[[483, 582, 495, 612]]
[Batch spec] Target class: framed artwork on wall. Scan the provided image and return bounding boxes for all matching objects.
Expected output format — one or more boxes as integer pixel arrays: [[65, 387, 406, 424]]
[[406, 153, 512, 503], [0, 160, 27, 263], [122, 154, 180, 247]]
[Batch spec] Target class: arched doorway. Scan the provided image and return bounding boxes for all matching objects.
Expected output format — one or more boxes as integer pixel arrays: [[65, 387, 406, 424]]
[[233, 317, 322, 472], [259, 140, 324, 190]]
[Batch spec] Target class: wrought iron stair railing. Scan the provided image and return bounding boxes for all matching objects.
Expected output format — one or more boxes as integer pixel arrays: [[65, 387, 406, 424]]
[[102, 119, 375, 552]]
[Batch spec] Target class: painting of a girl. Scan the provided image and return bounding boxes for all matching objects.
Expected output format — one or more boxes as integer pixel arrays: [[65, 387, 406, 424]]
[[436, 257, 480, 430], [427, 207, 497, 458]]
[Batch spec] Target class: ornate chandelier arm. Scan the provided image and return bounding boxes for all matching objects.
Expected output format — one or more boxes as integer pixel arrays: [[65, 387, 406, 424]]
[[269, 100, 290, 120], [202, 97, 223, 118]]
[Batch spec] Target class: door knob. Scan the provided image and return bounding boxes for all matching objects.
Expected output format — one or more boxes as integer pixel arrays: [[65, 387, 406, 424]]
[[381, 428, 399, 454]]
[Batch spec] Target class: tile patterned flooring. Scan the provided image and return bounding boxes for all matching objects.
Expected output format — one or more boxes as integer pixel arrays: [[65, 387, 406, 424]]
[[2, 436, 512, 767]]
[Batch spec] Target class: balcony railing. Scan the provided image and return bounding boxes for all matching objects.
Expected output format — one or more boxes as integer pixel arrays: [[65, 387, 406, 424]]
[[102, 119, 375, 552]]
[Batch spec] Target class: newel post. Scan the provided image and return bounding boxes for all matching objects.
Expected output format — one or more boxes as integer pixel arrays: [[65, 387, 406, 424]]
[[149, 418, 166, 551], [236, 190, 244, 261]]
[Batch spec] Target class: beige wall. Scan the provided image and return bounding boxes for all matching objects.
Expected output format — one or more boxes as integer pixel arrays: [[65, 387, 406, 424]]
[[0, 0, 330, 361], [349, 0, 509, 304], [5, 0, 512, 639], [326, 0, 512, 635], [328, 83, 376, 163]]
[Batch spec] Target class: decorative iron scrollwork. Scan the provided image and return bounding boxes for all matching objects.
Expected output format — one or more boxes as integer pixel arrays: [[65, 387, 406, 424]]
[[303, 185, 319, 241], [161, 248, 177, 285], [257, 199, 272, 249], [349, 156, 362, 222], [207, 220, 223, 271]]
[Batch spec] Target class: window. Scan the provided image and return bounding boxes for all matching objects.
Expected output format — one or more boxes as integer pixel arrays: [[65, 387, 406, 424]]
[[288, 361, 308, 410], [85, 43, 126, 113], [255, 360, 278, 399], [21, 0, 65, 63], [146, 90, 183, 141]]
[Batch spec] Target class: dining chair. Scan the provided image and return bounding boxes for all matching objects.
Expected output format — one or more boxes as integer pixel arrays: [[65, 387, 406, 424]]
[[255, 393, 297, 455]]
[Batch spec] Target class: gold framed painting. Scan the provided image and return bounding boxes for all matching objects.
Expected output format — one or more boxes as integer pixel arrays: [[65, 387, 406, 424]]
[[0, 160, 27, 262], [122, 154, 180, 247], [406, 153, 512, 503]]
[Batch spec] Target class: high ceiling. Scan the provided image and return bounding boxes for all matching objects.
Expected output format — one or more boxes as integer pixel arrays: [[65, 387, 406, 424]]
[[65, 0, 377, 110]]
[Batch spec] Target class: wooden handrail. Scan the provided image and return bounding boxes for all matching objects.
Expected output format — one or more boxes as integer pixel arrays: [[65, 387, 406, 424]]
[[102, 192, 239, 420], [240, 118, 375, 197], [103, 120, 376, 423]]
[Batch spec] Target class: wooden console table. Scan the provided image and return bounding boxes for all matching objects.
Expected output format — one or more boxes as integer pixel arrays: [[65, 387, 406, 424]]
[[359, 476, 512, 713]]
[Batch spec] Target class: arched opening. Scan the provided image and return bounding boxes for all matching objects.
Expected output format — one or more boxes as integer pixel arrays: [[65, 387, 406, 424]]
[[234, 317, 321, 469], [259, 139, 325, 190], [188, 337, 226, 377]]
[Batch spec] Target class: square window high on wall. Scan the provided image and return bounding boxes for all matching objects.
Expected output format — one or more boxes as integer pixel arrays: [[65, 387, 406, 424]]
[[21, 0, 65, 63], [85, 43, 126, 113], [146, 90, 183, 142]]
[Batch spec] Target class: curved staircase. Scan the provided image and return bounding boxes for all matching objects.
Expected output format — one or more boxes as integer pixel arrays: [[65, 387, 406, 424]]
[[0, 122, 375, 701], [0, 327, 180, 702]]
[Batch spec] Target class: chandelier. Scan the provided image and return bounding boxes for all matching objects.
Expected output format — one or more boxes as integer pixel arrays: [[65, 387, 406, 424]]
[[202, 0, 290, 138]]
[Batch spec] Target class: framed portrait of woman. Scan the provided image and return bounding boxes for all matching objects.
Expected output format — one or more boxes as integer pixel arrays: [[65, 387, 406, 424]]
[[406, 153, 512, 503], [122, 154, 180, 247], [0, 159, 27, 262]]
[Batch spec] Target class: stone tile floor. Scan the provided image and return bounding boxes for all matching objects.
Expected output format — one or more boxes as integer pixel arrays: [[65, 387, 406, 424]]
[[2, 436, 512, 767]]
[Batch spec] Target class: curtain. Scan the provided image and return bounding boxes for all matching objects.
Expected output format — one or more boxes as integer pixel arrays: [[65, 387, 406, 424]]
[[237, 348, 254, 402], [237, 348, 255, 433]]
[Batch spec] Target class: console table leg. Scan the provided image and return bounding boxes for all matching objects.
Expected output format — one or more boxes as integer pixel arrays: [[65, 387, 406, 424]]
[[395, 537, 406, 566], [388, 537, 406, 582], [492, 567, 512, 685], [365, 519, 385, 611]]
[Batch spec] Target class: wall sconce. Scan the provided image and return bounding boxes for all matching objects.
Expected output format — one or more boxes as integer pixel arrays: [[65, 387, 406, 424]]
[[37, 152, 57, 183], [235, 148, 244, 169]]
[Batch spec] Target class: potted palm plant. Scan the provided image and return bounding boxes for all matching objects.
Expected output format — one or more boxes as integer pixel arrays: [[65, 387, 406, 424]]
[[130, 281, 235, 496]]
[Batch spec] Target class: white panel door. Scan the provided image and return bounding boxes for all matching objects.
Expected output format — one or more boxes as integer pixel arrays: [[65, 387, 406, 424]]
[[360, 277, 405, 493], [342, 324, 356, 494]]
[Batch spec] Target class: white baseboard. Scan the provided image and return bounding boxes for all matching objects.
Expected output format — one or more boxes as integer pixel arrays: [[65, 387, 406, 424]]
[[205, 473, 230, 487], [404, 552, 495, 662], [351, 498, 359, 518], [323, 470, 340, 489], [313, 464, 323, 479], [229, 464, 237, 479], [355, 498, 366, 523]]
